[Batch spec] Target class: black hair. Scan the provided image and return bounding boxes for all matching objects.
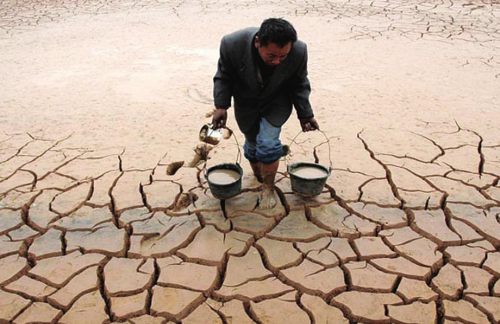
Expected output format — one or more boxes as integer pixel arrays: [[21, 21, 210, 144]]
[[257, 18, 297, 47]]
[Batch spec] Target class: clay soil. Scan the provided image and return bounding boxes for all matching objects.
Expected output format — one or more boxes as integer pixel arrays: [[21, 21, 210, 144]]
[[1, 0, 500, 323]]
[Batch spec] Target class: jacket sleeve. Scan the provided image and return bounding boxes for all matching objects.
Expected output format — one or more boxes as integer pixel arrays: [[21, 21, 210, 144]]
[[290, 44, 314, 119], [213, 37, 235, 109]]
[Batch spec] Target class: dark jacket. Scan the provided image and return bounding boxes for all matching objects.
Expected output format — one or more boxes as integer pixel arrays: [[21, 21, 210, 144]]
[[213, 27, 314, 134]]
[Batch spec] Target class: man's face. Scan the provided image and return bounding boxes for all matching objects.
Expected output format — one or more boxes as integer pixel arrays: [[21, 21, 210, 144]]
[[255, 37, 292, 67]]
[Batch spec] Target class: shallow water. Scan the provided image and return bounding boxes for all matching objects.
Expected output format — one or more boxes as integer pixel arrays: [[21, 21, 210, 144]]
[[208, 169, 240, 185], [291, 166, 328, 179]]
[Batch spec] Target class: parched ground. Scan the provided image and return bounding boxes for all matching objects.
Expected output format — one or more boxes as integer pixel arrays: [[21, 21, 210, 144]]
[[1, 0, 500, 323]]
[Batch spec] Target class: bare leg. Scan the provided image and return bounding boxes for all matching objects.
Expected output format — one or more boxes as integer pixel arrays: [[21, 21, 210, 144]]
[[258, 160, 279, 209], [250, 162, 263, 183]]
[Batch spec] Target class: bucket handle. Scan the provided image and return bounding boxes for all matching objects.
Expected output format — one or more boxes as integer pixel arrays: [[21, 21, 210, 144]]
[[285, 129, 333, 172]]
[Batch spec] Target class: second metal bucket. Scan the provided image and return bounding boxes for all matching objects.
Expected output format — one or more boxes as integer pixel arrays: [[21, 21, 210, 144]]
[[288, 162, 330, 197], [286, 130, 332, 197]]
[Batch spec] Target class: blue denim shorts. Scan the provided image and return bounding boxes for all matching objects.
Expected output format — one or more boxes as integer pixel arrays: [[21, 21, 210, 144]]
[[243, 118, 282, 164]]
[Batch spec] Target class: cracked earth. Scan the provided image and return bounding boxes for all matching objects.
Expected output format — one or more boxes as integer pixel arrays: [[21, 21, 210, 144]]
[[1, 0, 500, 323]]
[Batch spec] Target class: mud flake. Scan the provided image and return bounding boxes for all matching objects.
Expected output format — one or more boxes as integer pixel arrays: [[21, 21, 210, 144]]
[[0, 290, 31, 322], [255, 237, 302, 268], [163, 166, 201, 192], [66, 223, 126, 256], [51, 181, 92, 215], [23, 150, 76, 180], [202, 210, 231, 232], [118, 207, 151, 226], [110, 290, 148, 319], [306, 249, 339, 267], [466, 295, 500, 322], [251, 294, 310, 324], [177, 226, 251, 262], [436, 146, 481, 174], [52, 205, 113, 230], [231, 210, 277, 235], [460, 266, 493, 295], [104, 258, 154, 296], [483, 252, 500, 276], [379, 226, 422, 247], [0, 254, 28, 285], [157, 256, 218, 291], [443, 299, 489, 323], [0, 156, 33, 179], [112, 171, 151, 212], [388, 301, 437, 324], [128, 315, 166, 324], [327, 238, 358, 262], [20, 230, 69, 264], [444, 240, 495, 266], [431, 264, 463, 299], [354, 236, 397, 260], [327, 170, 372, 201], [0, 235, 22, 258], [349, 202, 407, 228], [58, 290, 108, 324], [0, 209, 23, 235], [217, 276, 292, 299], [332, 291, 402, 322], [28, 189, 60, 228], [58, 154, 119, 180], [345, 261, 398, 292], [129, 214, 200, 258], [8, 224, 38, 241], [430, 177, 495, 207], [35, 172, 76, 190], [393, 237, 442, 268], [371, 257, 431, 280], [358, 178, 401, 206], [88, 170, 121, 206], [310, 203, 376, 238], [0, 170, 35, 194], [280, 259, 345, 294], [47, 266, 99, 310], [130, 211, 173, 235], [447, 204, 500, 246], [485, 185, 500, 202], [29, 251, 105, 287], [0, 189, 39, 209], [206, 299, 254, 324], [142, 180, 180, 210], [182, 302, 222, 324], [222, 246, 272, 287], [412, 210, 461, 245], [5, 275, 57, 299], [12, 301, 62, 324], [300, 294, 348, 323], [397, 277, 438, 302], [151, 286, 203, 319], [449, 219, 483, 241]]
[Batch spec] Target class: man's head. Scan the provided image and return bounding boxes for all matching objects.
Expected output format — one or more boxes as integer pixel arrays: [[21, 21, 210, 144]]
[[255, 18, 297, 66]]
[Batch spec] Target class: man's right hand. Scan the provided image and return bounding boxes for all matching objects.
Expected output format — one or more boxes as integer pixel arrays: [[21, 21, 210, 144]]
[[212, 108, 228, 129]]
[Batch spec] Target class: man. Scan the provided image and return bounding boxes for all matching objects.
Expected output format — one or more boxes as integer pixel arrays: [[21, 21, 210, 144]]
[[212, 18, 319, 209]]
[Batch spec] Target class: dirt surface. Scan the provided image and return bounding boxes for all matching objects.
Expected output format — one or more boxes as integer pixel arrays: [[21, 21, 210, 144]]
[[1, 0, 500, 323]]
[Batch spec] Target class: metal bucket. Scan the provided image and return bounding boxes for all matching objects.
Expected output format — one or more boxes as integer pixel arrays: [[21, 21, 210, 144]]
[[205, 163, 243, 199], [288, 162, 330, 197], [286, 130, 332, 197]]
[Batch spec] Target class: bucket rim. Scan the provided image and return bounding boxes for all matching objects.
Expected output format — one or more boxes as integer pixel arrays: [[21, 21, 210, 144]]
[[287, 162, 330, 180]]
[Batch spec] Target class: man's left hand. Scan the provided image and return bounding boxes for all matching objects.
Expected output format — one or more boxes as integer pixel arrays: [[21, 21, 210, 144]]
[[299, 117, 320, 132]]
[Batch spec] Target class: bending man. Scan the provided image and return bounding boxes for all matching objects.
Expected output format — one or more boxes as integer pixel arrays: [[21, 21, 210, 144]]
[[212, 18, 319, 209]]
